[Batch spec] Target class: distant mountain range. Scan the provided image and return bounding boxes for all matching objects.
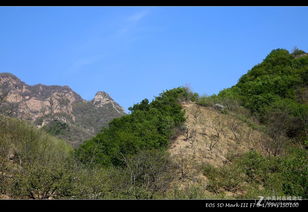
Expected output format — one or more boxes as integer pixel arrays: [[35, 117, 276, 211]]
[[0, 73, 125, 146]]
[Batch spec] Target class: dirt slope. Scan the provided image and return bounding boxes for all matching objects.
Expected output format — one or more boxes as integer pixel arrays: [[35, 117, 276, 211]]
[[168, 102, 268, 192]]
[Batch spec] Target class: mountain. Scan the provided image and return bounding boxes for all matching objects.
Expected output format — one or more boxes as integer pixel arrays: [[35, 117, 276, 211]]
[[0, 48, 307, 200], [0, 73, 125, 146], [75, 49, 307, 199]]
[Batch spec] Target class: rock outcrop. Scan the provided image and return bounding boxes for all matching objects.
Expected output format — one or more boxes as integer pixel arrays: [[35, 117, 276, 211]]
[[92, 91, 123, 113]]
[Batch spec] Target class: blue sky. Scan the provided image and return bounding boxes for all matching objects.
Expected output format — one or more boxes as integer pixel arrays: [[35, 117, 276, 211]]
[[1, 6, 308, 111]]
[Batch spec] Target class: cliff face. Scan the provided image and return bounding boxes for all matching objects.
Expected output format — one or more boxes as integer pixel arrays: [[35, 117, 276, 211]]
[[0, 73, 125, 147]]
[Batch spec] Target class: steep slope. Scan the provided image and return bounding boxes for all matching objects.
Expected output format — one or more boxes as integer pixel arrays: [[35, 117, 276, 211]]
[[0, 73, 125, 146], [168, 102, 268, 194], [166, 49, 308, 198], [218, 49, 308, 144]]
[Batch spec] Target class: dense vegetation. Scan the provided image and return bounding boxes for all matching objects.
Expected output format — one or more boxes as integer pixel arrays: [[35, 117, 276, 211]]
[[199, 48, 308, 144], [196, 48, 308, 199], [203, 148, 307, 199], [42, 119, 70, 136], [0, 115, 74, 199], [0, 115, 175, 199], [75, 87, 198, 167], [0, 88, 198, 199]]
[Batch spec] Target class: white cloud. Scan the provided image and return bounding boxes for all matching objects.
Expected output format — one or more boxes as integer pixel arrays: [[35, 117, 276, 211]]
[[127, 10, 149, 23], [116, 10, 150, 36]]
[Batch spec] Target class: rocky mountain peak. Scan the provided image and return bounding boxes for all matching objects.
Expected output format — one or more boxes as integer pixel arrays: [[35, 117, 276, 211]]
[[94, 91, 111, 99], [92, 91, 124, 113], [0, 73, 24, 89], [0, 73, 125, 146], [92, 91, 112, 106]]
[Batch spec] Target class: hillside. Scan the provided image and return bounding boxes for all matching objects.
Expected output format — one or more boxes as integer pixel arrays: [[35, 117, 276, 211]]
[[217, 49, 308, 144], [74, 48, 307, 199], [0, 48, 307, 200], [0, 73, 125, 146], [169, 103, 265, 167], [0, 114, 73, 199], [167, 49, 308, 198], [168, 103, 267, 192]]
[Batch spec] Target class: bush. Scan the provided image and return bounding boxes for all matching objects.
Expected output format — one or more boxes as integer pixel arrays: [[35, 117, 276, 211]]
[[291, 48, 306, 57], [11, 161, 75, 199], [197, 94, 243, 113], [42, 120, 69, 136], [0, 115, 74, 199], [166, 185, 220, 199], [203, 149, 308, 199], [70, 165, 114, 199], [280, 147, 308, 198], [108, 149, 177, 199], [203, 164, 244, 194]]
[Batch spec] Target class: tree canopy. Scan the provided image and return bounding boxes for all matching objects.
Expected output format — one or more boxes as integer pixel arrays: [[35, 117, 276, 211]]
[[75, 87, 198, 167]]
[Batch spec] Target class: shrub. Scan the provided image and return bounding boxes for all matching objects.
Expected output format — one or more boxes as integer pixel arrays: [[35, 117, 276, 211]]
[[11, 161, 75, 199], [110, 149, 177, 199], [0, 115, 74, 199], [203, 148, 308, 199], [280, 147, 308, 198], [42, 120, 69, 136], [203, 164, 244, 194], [291, 48, 306, 57]]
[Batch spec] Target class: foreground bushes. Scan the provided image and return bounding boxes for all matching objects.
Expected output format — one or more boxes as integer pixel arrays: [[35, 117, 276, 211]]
[[203, 148, 308, 199], [0, 115, 74, 199], [11, 162, 75, 199], [0, 115, 181, 199]]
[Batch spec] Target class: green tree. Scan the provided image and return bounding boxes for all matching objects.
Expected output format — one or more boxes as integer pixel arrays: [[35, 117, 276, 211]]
[[75, 87, 195, 167]]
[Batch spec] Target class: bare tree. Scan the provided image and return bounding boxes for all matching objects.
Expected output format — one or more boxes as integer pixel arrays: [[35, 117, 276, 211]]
[[229, 118, 241, 142]]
